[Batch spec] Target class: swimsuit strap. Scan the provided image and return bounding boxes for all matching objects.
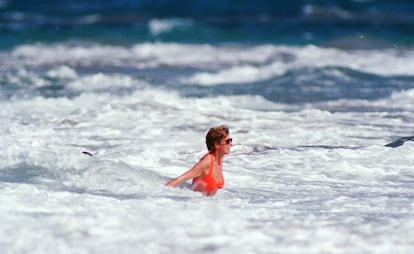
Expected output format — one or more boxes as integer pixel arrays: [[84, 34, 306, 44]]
[[209, 153, 214, 175]]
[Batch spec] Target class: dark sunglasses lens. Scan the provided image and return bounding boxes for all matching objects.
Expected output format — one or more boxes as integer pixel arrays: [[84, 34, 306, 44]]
[[226, 138, 233, 144]]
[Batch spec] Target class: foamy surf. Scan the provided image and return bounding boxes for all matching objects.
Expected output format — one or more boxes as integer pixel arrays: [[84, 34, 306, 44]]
[[1, 40, 414, 253]]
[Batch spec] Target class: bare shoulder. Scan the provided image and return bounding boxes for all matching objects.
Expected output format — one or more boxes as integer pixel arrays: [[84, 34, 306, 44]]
[[195, 153, 211, 173], [199, 153, 212, 164]]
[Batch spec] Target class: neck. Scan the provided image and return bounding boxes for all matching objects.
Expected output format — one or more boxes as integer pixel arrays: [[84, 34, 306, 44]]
[[212, 151, 224, 165]]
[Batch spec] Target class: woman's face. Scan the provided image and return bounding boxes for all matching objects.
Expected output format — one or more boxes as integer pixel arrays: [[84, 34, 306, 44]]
[[218, 134, 232, 154]]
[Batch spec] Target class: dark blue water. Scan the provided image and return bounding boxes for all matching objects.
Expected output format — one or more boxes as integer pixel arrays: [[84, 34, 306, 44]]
[[1, 0, 414, 48], [1, 0, 414, 105]]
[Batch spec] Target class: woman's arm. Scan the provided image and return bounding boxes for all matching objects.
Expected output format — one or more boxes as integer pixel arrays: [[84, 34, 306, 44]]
[[165, 155, 209, 187]]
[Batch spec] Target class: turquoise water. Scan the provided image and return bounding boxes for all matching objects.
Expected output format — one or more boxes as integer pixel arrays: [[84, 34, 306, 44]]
[[2, 0, 414, 48], [2, 0, 414, 103]]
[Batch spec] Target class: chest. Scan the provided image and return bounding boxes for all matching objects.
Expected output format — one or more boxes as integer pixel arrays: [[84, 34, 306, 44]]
[[209, 162, 223, 182]]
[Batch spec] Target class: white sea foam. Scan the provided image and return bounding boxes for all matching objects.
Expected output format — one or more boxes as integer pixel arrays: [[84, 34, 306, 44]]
[[46, 65, 78, 79], [181, 61, 288, 86], [1, 43, 414, 253], [2, 92, 414, 253], [9, 43, 414, 92], [67, 72, 142, 91], [148, 18, 194, 36]]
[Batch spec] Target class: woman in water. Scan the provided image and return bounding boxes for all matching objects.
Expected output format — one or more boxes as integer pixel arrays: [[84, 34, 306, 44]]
[[165, 125, 232, 196]]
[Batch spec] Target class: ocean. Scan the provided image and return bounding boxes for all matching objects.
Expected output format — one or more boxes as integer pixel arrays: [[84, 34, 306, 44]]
[[1, 0, 414, 253]]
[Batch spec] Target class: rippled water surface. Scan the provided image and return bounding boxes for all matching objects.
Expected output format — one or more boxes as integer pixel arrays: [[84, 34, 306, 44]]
[[1, 1, 414, 253]]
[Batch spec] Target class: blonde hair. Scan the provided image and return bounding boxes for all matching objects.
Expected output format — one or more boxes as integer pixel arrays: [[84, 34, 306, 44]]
[[205, 125, 229, 152]]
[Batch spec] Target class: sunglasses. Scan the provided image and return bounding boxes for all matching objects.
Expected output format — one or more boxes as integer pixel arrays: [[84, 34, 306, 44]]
[[221, 138, 233, 145]]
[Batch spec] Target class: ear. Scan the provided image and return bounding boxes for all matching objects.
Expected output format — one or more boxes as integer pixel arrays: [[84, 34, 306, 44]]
[[214, 142, 220, 151]]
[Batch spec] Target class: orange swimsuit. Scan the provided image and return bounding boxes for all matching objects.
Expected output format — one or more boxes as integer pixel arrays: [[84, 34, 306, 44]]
[[192, 154, 224, 195]]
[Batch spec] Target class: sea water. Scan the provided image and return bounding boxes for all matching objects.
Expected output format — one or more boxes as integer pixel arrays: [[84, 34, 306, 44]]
[[1, 1, 414, 253]]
